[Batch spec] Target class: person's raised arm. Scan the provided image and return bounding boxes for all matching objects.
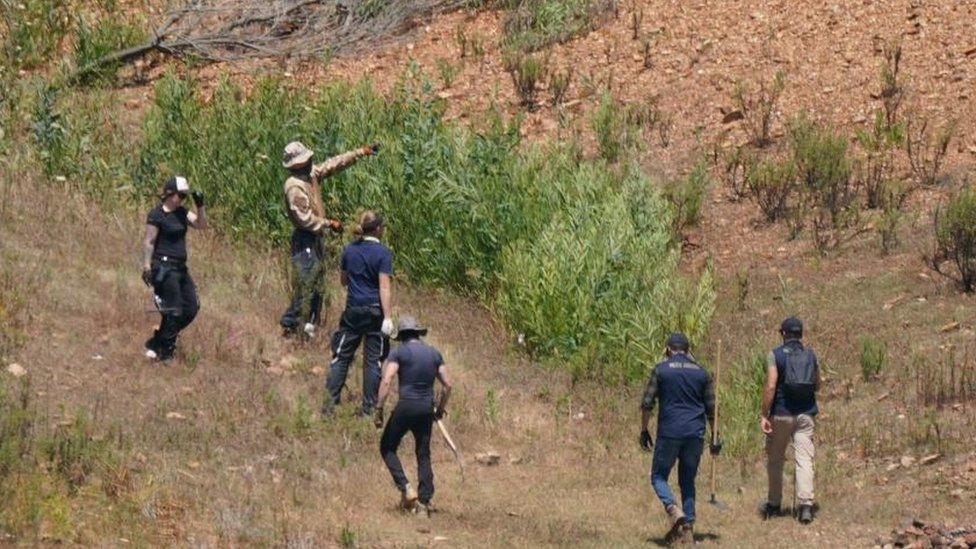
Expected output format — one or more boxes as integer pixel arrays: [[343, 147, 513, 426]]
[[313, 144, 379, 179], [188, 191, 208, 230], [435, 364, 453, 418], [760, 352, 778, 434]]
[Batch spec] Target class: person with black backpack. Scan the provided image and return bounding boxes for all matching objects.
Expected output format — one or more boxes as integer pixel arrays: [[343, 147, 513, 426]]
[[760, 317, 820, 524]]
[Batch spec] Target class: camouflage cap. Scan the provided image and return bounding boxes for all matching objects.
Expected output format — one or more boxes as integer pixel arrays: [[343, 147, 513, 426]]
[[282, 141, 314, 169]]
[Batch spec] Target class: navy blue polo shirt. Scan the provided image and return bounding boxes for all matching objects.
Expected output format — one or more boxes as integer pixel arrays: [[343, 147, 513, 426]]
[[641, 353, 715, 439], [770, 340, 819, 417], [341, 238, 394, 307], [387, 339, 443, 402]]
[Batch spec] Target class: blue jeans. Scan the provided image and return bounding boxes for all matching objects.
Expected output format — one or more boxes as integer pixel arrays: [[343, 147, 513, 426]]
[[650, 437, 704, 523]]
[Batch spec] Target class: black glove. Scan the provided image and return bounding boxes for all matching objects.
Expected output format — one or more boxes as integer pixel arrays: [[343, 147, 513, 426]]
[[191, 190, 204, 207], [434, 408, 445, 420], [141, 268, 153, 287], [710, 439, 723, 456], [640, 429, 653, 452], [373, 408, 384, 429], [369, 142, 380, 155]]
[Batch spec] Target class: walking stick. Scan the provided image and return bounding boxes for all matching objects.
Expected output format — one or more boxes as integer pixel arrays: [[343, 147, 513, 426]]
[[709, 340, 728, 510], [435, 417, 465, 483]]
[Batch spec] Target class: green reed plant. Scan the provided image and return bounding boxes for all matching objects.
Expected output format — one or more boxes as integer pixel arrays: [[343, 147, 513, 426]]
[[132, 68, 713, 382]]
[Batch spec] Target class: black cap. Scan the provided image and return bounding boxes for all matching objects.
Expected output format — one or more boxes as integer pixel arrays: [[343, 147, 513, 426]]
[[666, 332, 690, 352], [780, 317, 803, 337]]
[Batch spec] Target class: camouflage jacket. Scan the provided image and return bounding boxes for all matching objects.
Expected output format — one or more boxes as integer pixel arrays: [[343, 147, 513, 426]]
[[284, 148, 369, 234]]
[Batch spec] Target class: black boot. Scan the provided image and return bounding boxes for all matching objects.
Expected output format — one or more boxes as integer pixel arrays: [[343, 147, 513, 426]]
[[798, 504, 814, 524], [759, 502, 781, 520]]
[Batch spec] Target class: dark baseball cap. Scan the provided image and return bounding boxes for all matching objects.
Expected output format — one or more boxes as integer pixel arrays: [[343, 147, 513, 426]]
[[666, 332, 690, 352], [780, 317, 803, 336]]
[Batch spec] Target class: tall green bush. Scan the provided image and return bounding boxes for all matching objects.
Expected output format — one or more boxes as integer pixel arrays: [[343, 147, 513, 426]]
[[932, 186, 976, 292], [135, 70, 714, 381]]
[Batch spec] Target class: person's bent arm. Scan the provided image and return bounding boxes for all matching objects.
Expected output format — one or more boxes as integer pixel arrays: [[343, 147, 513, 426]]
[[705, 371, 717, 435], [377, 361, 399, 412], [760, 352, 778, 434], [143, 224, 159, 272], [435, 364, 453, 416], [286, 185, 327, 234], [340, 271, 349, 287], [188, 196, 208, 230]]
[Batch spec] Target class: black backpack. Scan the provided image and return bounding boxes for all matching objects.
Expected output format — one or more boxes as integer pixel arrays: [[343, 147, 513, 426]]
[[782, 347, 817, 402]]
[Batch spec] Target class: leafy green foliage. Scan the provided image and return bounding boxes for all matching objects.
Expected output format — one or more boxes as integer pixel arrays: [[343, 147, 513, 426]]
[[859, 336, 886, 381], [502, 0, 615, 53], [662, 163, 709, 234], [73, 16, 146, 85], [746, 157, 795, 222], [0, 0, 72, 70], [136, 69, 714, 381], [591, 91, 630, 162], [932, 186, 976, 292]]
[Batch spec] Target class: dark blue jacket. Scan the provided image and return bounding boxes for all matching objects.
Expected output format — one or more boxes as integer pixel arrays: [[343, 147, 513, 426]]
[[641, 353, 715, 439]]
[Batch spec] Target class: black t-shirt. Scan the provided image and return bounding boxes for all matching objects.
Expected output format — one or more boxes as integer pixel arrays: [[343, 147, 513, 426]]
[[147, 204, 190, 261], [387, 339, 443, 402]]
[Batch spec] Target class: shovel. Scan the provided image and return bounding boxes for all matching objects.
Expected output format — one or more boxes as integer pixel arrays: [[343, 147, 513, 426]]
[[435, 416, 465, 483], [708, 339, 729, 511]]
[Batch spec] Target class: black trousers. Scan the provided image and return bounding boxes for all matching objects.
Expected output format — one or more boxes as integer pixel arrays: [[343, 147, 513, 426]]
[[380, 399, 435, 504], [325, 305, 389, 414], [280, 246, 324, 330], [147, 262, 199, 354]]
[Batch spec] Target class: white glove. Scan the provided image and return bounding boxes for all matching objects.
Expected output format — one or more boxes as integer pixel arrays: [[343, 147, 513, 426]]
[[381, 318, 394, 336]]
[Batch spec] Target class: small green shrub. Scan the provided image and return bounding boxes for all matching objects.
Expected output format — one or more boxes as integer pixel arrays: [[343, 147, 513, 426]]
[[504, 51, 547, 110], [746, 157, 795, 222], [549, 66, 572, 107], [717, 350, 766, 458], [662, 162, 708, 235], [591, 91, 630, 162], [856, 111, 905, 209], [722, 145, 754, 201], [435, 58, 460, 89], [732, 70, 786, 148], [790, 116, 859, 251], [859, 336, 886, 381], [931, 186, 976, 292], [0, 0, 72, 69], [906, 117, 956, 188]]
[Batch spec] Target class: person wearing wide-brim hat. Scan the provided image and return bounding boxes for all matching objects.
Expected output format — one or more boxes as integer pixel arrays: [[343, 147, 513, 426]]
[[279, 140, 379, 339], [141, 176, 208, 362], [375, 316, 453, 517]]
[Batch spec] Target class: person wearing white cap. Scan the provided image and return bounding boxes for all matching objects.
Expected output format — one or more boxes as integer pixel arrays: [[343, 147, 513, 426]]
[[280, 140, 379, 338], [141, 176, 208, 362]]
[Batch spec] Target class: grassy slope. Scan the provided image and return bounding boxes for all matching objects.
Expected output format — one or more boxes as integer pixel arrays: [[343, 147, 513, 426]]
[[3, 134, 975, 547]]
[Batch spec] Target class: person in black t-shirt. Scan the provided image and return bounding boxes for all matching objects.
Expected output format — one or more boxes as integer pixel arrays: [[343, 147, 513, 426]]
[[141, 176, 208, 362], [324, 210, 395, 417], [374, 316, 452, 516]]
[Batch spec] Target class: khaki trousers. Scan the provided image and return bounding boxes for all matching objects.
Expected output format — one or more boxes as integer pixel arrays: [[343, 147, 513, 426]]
[[766, 414, 815, 506]]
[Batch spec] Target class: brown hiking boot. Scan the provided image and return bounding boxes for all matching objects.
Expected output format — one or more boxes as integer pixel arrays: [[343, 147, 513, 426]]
[[399, 484, 418, 511], [665, 504, 686, 543]]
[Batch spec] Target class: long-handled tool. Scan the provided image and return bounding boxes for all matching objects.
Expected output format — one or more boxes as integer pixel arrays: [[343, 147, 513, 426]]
[[435, 418, 465, 483], [708, 339, 728, 510]]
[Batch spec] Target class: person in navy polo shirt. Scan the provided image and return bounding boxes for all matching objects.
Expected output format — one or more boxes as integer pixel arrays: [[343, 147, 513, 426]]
[[640, 333, 720, 544], [324, 210, 394, 417]]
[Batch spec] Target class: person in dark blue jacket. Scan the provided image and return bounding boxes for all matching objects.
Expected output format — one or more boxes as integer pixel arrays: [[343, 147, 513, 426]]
[[640, 333, 720, 543]]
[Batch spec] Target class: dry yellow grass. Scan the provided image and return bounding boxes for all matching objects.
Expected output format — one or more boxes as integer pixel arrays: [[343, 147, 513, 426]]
[[2, 143, 975, 547]]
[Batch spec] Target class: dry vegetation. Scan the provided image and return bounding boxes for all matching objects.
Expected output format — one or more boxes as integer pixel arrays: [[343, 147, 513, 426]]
[[2, 0, 976, 546]]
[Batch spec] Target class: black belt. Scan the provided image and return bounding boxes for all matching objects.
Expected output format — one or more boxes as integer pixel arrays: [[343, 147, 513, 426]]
[[153, 255, 186, 265]]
